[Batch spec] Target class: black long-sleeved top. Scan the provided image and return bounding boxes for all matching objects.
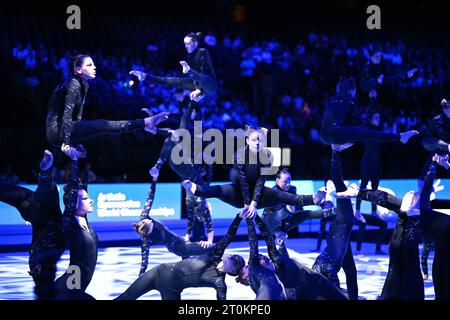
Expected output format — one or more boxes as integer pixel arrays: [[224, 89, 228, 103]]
[[247, 218, 287, 300], [61, 160, 98, 258], [160, 214, 242, 300], [186, 47, 216, 85], [234, 147, 274, 206], [46, 77, 88, 146], [321, 93, 357, 128], [423, 113, 450, 154], [28, 169, 65, 271], [254, 215, 346, 300]]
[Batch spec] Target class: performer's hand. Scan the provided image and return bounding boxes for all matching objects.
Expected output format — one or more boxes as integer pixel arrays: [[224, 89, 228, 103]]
[[184, 234, 190, 242], [61, 144, 80, 160], [407, 68, 418, 78], [199, 240, 213, 248], [179, 61, 191, 74], [369, 89, 377, 98], [433, 153, 450, 170], [313, 188, 326, 205], [377, 74, 384, 84], [239, 205, 249, 218], [28, 264, 42, 276], [286, 205, 296, 213], [246, 203, 258, 219], [74, 144, 87, 158], [144, 112, 170, 132], [275, 231, 287, 246], [129, 70, 147, 81], [189, 89, 205, 102]]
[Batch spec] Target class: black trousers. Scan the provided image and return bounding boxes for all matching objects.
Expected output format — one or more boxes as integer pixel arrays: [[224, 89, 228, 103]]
[[320, 123, 400, 145], [0, 168, 63, 300], [312, 150, 358, 299], [357, 189, 424, 299], [47, 118, 145, 147], [194, 183, 314, 209], [148, 70, 217, 95]]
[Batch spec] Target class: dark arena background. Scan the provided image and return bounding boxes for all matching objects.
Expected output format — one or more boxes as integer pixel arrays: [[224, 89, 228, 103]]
[[0, 0, 449, 312]]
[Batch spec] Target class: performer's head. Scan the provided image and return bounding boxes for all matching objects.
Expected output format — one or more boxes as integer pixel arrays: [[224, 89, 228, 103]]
[[245, 126, 268, 153], [276, 168, 291, 191], [184, 32, 201, 53], [217, 254, 246, 277], [235, 254, 275, 286], [370, 51, 382, 64], [441, 98, 450, 118], [133, 219, 154, 236], [400, 191, 420, 213], [235, 265, 250, 286], [336, 77, 356, 97], [63, 182, 93, 216], [371, 112, 381, 126], [70, 54, 96, 80]]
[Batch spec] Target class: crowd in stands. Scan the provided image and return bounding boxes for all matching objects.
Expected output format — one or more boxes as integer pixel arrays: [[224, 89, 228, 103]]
[[4, 17, 450, 182]]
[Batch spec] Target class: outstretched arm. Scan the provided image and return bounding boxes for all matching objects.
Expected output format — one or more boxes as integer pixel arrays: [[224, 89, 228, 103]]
[[141, 180, 156, 220], [247, 218, 259, 265], [62, 144, 81, 215], [210, 214, 242, 261], [61, 79, 81, 145], [254, 214, 280, 262]]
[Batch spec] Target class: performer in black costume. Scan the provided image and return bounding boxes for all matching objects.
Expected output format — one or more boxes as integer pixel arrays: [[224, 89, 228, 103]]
[[261, 168, 334, 236], [334, 177, 424, 299], [116, 213, 245, 300], [182, 127, 326, 217], [133, 179, 212, 276], [243, 218, 287, 300], [46, 54, 169, 148], [420, 155, 450, 300], [312, 144, 359, 300], [53, 144, 97, 300], [130, 32, 217, 100], [320, 77, 418, 145], [360, 50, 417, 101], [0, 150, 65, 300], [252, 214, 348, 300]]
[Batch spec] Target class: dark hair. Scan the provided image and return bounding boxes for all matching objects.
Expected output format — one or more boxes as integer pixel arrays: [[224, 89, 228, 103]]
[[227, 255, 245, 277], [245, 125, 268, 137], [63, 179, 87, 207], [276, 168, 291, 179], [235, 271, 250, 286], [336, 77, 356, 94], [185, 32, 202, 42], [69, 54, 90, 76]]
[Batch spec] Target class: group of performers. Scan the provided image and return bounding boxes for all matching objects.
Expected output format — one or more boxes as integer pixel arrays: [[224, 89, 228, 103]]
[[1, 32, 450, 300]]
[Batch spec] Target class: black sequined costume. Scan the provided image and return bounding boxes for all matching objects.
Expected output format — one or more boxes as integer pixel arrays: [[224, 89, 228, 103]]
[[254, 215, 347, 300], [0, 168, 65, 299], [116, 214, 242, 300], [53, 160, 98, 299], [246, 218, 287, 300], [46, 76, 146, 147], [138, 181, 211, 276]]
